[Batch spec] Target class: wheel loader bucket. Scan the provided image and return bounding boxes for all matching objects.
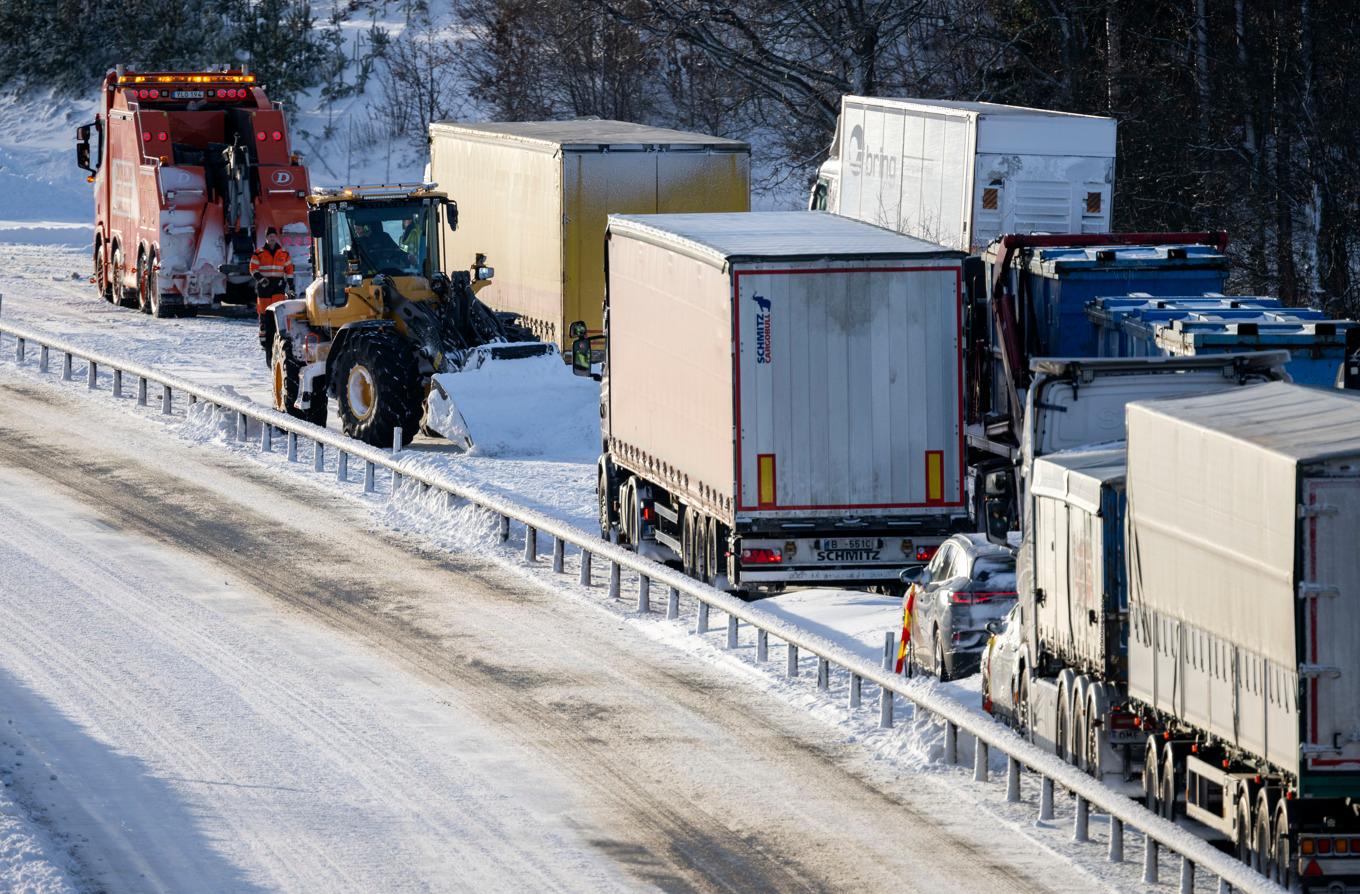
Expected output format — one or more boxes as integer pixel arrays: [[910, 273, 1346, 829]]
[[459, 341, 558, 370], [422, 375, 475, 450]]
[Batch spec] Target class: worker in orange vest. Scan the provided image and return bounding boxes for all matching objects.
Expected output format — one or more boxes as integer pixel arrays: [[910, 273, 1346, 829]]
[[250, 227, 295, 363]]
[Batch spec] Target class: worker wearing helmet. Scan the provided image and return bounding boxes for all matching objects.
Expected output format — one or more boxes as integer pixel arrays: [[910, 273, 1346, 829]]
[[250, 227, 295, 364]]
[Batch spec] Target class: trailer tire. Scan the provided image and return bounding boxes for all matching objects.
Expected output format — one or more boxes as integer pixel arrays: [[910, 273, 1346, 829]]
[[332, 327, 421, 448], [272, 333, 327, 427], [1271, 802, 1296, 889], [1254, 791, 1275, 875], [1234, 796, 1254, 866], [1160, 743, 1182, 819], [681, 509, 701, 578], [597, 460, 619, 543], [1142, 735, 1161, 813]]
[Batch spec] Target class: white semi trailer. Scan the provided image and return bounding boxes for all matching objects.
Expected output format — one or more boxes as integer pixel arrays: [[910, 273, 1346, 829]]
[[574, 211, 971, 592], [810, 96, 1116, 253]]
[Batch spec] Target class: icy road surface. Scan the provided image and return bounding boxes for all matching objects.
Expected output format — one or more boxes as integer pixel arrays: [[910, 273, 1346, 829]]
[[0, 368, 1106, 892]]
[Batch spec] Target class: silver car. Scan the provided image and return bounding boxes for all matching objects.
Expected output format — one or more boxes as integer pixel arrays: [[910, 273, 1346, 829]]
[[900, 533, 1017, 681]]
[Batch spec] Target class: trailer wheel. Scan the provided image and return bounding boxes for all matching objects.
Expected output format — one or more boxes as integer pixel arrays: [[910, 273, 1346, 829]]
[[272, 332, 327, 427], [1071, 694, 1090, 773], [681, 509, 700, 578], [703, 516, 721, 584], [1160, 743, 1182, 819], [1271, 802, 1296, 889], [597, 460, 619, 543], [1142, 735, 1161, 813], [94, 237, 111, 302], [332, 327, 421, 447], [1234, 796, 1254, 866]]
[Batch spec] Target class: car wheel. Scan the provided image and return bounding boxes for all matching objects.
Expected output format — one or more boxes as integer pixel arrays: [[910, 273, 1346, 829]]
[[934, 631, 952, 682]]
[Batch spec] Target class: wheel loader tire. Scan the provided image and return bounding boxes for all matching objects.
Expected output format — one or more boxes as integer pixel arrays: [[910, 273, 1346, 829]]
[[272, 333, 328, 428], [332, 328, 422, 448]]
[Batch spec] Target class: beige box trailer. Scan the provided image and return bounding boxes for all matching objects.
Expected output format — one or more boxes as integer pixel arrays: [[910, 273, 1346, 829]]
[[428, 119, 750, 350], [600, 211, 969, 590], [1125, 382, 1360, 786]]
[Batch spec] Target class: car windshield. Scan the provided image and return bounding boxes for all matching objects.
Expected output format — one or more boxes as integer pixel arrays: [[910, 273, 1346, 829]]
[[332, 202, 435, 278], [973, 557, 1017, 591]]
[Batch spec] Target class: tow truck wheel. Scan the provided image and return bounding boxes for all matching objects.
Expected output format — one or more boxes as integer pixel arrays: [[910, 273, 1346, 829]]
[[272, 333, 327, 427], [94, 238, 111, 302], [333, 328, 421, 448], [110, 244, 130, 307], [143, 249, 168, 318]]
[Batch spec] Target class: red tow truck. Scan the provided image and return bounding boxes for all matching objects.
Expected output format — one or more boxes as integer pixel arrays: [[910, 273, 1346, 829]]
[[75, 66, 311, 317]]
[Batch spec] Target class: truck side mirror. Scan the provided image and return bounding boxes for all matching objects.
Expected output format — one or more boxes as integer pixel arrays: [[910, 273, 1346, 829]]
[[445, 200, 459, 232], [983, 470, 1016, 545], [572, 334, 605, 380], [308, 208, 326, 238], [75, 124, 94, 175], [568, 319, 588, 340]]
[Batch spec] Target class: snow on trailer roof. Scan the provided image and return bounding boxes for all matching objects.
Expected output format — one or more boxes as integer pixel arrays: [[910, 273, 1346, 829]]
[[607, 211, 964, 267], [844, 95, 1113, 122], [1129, 381, 1360, 463], [429, 118, 749, 152], [1031, 446, 1126, 515]]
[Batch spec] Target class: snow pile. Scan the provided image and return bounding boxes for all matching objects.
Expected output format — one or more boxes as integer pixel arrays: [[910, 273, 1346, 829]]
[[0, 782, 79, 894]]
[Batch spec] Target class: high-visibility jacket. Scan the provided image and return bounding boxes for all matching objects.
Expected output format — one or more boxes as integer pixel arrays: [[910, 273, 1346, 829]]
[[250, 245, 295, 313]]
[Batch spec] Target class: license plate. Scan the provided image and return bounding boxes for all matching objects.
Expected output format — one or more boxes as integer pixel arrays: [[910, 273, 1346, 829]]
[[814, 537, 885, 562], [171, 90, 204, 99]]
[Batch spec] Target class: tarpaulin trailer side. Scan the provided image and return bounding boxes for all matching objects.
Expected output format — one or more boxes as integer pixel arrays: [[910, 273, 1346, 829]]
[[601, 211, 969, 588]]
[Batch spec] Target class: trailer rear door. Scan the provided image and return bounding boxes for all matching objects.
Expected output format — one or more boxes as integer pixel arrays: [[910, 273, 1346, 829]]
[[1301, 476, 1360, 773], [732, 262, 963, 514]]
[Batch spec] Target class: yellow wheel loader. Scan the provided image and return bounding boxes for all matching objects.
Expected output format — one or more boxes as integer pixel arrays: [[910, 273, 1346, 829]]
[[266, 183, 552, 448]]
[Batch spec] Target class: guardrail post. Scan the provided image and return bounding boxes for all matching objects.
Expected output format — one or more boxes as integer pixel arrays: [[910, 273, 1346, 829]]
[[38, 345, 48, 372], [726, 615, 738, 649], [757, 629, 768, 662], [392, 427, 402, 454], [87, 360, 98, 389], [336, 451, 347, 481], [849, 674, 861, 708], [524, 526, 537, 561], [1073, 794, 1089, 842], [637, 575, 650, 613], [237, 412, 248, 441], [879, 684, 894, 728], [364, 460, 375, 493], [497, 515, 509, 541], [1006, 756, 1021, 802], [160, 385, 171, 413], [786, 643, 799, 677], [666, 586, 679, 618], [696, 602, 709, 634], [261, 424, 273, 453], [816, 657, 829, 690], [1143, 836, 1159, 884], [136, 375, 147, 404], [1108, 816, 1123, 862], [579, 550, 593, 585], [1040, 777, 1055, 821], [1179, 856, 1194, 894], [945, 721, 958, 764], [552, 536, 564, 573], [286, 431, 298, 462], [62, 352, 73, 381], [392, 470, 403, 493], [608, 561, 620, 599], [973, 738, 989, 782], [112, 369, 121, 398], [14, 336, 23, 363], [313, 441, 325, 472], [1215, 878, 1229, 894]]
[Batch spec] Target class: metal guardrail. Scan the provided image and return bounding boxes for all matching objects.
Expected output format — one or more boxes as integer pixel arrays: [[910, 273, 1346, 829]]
[[0, 317, 1281, 894]]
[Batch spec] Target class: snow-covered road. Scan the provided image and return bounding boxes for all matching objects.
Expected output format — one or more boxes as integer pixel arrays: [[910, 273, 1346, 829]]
[[0, 367, 1105, 892]]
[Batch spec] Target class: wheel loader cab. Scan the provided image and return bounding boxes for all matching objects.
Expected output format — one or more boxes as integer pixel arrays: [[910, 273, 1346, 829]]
[[305, 192, 447, 330]]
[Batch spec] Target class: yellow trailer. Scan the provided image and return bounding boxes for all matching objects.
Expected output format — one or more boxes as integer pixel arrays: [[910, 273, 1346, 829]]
[[428, 119, 750, 349]]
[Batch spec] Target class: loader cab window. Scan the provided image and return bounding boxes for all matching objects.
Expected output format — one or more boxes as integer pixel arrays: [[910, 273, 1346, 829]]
[[332, 202, 437, 281]]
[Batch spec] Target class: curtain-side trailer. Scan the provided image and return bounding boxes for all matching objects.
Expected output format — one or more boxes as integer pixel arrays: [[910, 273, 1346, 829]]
[[583, 211, 970, 592]]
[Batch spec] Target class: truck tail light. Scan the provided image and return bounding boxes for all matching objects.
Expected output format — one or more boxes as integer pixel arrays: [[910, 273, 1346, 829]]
[[256, 131, 267, 142], [157, 131, 168, 142], [641, 506, 653, 523], [148, 89, 159, 99], [915, 545, 937, 562], [740, 548, 782, 565], [1110, 710, 1138, 730], [271, 130, 283, 141], [142, 132, 151, 142]]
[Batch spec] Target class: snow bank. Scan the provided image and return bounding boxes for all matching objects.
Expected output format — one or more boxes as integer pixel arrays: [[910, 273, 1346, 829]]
[[0, 782, 79, 894]]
